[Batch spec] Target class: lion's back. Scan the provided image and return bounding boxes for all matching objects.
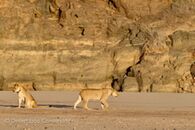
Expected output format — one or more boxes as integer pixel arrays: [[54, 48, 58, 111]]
[[80, 89, 103, 100], [79, 88, 114, 100]]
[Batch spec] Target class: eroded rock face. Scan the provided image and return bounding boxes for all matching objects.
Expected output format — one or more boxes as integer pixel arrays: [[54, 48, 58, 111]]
[[0, 0, 195, 92]]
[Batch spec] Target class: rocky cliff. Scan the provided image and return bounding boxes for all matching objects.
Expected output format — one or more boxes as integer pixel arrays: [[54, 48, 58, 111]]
[[0, 0, 195, 92]]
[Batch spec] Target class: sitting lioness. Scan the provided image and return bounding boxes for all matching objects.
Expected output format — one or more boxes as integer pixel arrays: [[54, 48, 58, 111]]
[[74, 88, 118, 110], [13, 83, 37, 108]]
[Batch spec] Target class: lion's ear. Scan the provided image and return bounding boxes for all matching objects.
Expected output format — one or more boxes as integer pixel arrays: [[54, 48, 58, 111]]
[[14, 83, 19, 87]]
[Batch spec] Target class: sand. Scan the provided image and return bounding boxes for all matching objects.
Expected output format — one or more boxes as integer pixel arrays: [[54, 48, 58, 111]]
[[0, 91, 195, 130]]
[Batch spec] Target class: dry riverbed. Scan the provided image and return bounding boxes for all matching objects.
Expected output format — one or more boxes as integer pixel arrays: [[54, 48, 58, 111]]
[[0, 91, 195, 130]]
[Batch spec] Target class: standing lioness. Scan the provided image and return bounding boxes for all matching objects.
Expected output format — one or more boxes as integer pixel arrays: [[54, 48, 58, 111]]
[[74, 88, 118, 110], [13, 83, 37, 108]]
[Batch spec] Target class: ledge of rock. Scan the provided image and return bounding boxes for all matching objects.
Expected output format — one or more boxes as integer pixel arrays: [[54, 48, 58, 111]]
[[0, 0, 195, 92]]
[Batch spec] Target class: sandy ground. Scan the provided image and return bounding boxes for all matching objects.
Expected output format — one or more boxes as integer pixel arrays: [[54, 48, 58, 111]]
[[0, 91, 195, 130]]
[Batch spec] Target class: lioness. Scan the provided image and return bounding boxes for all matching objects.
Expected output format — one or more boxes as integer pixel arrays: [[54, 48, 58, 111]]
[[13, 83, 37, 108], [74, 88, 118, 110]]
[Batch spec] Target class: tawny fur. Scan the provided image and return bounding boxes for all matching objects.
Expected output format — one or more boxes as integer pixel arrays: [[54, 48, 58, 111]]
[[13, 83, 37, 108], [74, 88, 118, 110]]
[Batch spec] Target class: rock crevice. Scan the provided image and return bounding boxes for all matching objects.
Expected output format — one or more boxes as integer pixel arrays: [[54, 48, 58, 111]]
[[0, 0, 195, 92]]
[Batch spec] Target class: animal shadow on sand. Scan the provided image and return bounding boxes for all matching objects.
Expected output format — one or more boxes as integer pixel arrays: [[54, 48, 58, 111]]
[[0, 104, 73, 108], [47, 104, 73, 108]]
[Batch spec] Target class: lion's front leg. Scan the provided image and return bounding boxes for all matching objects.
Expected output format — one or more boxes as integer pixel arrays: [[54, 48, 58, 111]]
[[101, 100, 109, 110], [18, 97, 25, 108]]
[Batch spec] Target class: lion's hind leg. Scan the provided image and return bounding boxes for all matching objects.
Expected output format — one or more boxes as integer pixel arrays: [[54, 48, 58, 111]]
[[83, 99, 95, 111], [31, 100, 37, 108], [74, 95, 82, 110]]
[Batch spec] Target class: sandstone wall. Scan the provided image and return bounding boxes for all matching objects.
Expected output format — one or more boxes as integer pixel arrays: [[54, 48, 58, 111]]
[[0, 0, 195, 92]]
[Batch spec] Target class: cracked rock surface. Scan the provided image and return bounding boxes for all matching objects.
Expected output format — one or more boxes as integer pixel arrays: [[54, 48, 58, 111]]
[[0, 0, 195, 92]]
